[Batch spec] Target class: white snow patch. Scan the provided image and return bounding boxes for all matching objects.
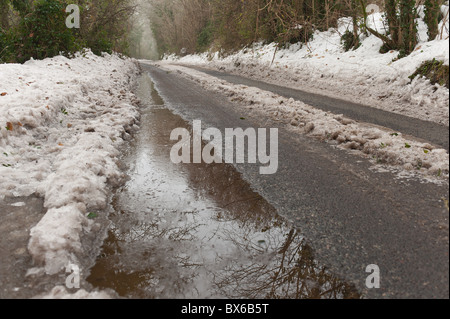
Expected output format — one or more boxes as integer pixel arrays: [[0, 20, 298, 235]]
[[37, 286, 113, 299], [10, 201, 26, 207], [0, 51, 140, 277]]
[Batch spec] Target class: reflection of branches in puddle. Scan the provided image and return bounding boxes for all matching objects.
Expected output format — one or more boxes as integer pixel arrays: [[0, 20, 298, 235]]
[[185, 161, 281, 230], [89, 258, 198, 299], [219, 219, 288, 257], [222, 196, 262, 209], [110, 210, 204, 244], [90, 213, 208, 298], [213, 229, 360, 299], [211, 198, 285, 238]]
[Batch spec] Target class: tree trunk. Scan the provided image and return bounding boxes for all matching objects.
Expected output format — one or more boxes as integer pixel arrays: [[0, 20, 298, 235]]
[[424, 0, 441, 40], [386, 0, 399, 45], [351, 0, 360, 48], [399, 0, 417, 55]]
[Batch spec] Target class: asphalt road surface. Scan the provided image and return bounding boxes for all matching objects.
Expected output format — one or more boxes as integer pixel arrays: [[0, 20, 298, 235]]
[[141, 62, 449, 299], [187, 65, 449, 151]]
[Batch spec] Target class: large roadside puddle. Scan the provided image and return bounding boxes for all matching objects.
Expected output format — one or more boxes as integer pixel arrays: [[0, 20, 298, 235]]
[[87, 73, 360, 299]]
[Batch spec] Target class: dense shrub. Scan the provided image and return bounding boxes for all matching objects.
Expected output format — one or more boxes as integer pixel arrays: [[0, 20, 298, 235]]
[[424, 0, 441, 41], [197, 22, 213, 52], [0, 0, 134, 63], [409, 59, 450, 89], [85, 30, 113, 56], [16, 0, 82, 62], [0, 0, 81, 63], [0, 30, 7, 62], [341, 30, 360, 52]]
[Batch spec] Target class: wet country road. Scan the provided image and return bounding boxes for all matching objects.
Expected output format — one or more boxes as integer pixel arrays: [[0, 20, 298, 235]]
[[186, 65, 450, 151], [87, 74, 359, 299], [125, 63, 449, 299]]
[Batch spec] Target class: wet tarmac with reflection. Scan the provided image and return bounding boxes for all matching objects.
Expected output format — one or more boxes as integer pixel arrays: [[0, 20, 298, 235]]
[[87, 74, 360, 299]]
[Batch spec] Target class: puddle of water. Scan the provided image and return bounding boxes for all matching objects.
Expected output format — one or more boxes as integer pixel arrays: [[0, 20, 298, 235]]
[[87, 74, 360, 299]]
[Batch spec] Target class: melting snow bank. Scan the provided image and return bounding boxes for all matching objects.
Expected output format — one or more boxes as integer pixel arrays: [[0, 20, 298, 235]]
[[166, 6, 449, 126], [36, 286, 113, 299], [155, 63, 449, 183], [0, 51, 140, 297]]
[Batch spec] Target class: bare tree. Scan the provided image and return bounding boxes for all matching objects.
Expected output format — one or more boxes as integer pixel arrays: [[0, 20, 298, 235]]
[[150, 0, 211, 55]]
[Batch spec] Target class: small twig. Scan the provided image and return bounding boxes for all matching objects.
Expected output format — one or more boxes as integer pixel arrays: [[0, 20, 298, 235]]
[[440, 7, 449, 40], [270, 46, 278, 67]]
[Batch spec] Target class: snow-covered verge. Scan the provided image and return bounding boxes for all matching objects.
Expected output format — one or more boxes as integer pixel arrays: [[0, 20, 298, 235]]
[[166, 5, 450, 126], [0, 51, 140, 294], [155, 63, 449, 182]]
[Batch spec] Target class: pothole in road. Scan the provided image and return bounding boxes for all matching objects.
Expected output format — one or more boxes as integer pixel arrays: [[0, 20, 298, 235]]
[[86, 73, 360, 299]]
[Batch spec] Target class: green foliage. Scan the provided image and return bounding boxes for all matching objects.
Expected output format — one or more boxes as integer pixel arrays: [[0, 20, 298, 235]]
[[424, 0, 441, 40], [409, 59, 450, 89], [398, 0, 417, 55], [362, 0, 419, 58], [379, 42, 392, 54], [341, 30, 360, 52], [385, 0, 399, 44], [197, 21, 213, 52], [1, 28, 17, 63], [0, 30, 7, 56], [18, 0, 81, 62], [1, 0, 81, 63], [86, 30, 113, 56], [10, 0, 31, 15], [87, 212, 98, 219], [1, 0, 134, 63]]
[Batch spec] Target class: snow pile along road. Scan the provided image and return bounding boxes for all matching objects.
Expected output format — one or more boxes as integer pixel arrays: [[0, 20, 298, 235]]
[[167, 5, 450, 126], [0, 51, 140, 277], [156, 63, 449, 182]]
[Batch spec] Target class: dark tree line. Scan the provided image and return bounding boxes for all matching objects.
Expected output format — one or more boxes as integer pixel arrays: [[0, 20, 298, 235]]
[[1, 1, 446, 62], [149, 0, 447, 58]]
